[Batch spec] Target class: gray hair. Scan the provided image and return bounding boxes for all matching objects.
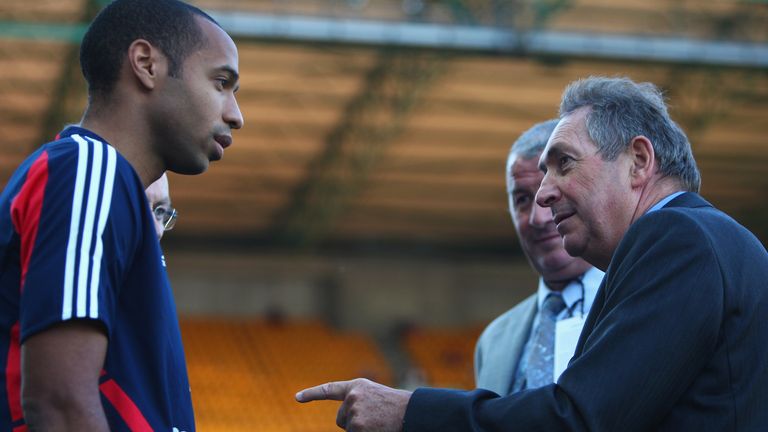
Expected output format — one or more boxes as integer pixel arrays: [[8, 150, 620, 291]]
[[508, 119, 560, 161], [560, 76, 701, 192], [505, 120, 558, 196]]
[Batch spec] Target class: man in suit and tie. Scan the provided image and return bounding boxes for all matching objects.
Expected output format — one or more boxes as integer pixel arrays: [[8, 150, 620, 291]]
[[474, 120, 603, 395], [296, 76, 768, 432]]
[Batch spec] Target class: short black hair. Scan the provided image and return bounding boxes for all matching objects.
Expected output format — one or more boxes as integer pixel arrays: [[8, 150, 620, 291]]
[[80, 0, 219, 96]]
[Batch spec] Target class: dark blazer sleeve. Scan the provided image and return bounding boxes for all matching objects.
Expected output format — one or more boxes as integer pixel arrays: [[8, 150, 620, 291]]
[[404, 209, 724, 432]]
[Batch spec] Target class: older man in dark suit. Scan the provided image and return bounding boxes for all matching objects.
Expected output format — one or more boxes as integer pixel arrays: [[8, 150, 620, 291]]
[[474, 120, 603, 396], [296, 76, 768, 432]]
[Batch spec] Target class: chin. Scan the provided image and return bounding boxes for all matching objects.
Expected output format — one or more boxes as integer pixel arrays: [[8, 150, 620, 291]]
[[540, 258, 577, 276], [169, 159, 209, 175], [563, 238, 586, 259]]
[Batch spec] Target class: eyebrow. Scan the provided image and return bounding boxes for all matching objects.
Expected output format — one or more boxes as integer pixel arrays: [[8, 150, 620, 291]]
[[220, 65, 239, 82], [152, 198, 171, 208], [538, 145, 564, 172], [219, 65, 240, 92]]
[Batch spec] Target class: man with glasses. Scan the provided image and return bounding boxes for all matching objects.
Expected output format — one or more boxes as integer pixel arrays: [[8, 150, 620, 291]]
[[145, 173, 178, 241]]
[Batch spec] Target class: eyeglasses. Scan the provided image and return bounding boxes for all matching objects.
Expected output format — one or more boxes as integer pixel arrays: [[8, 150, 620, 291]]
[[153, 206, 178, 231]]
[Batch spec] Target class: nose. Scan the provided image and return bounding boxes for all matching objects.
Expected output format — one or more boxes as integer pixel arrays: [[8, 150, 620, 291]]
[[225, 94, 244, 130], [535, 173, 560, 209], [529, 200, 552, 228]]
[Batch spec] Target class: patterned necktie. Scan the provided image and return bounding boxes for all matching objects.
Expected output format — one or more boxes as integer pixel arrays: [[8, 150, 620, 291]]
[[525, 293, 567, 389]]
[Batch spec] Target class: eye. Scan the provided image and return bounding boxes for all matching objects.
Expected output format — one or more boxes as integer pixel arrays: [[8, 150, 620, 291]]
[[558, 155, 574, 170], [214, 78, 229, 90], [153, 206, 168, 219], [513, 194, 531, 208]]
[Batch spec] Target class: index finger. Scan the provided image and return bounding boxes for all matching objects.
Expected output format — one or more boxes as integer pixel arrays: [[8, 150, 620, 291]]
[[295, 380, 353, 403]]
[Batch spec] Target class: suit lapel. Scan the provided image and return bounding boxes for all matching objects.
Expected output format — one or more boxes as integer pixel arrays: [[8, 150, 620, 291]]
[[573, 277, 606, 358], [572, 192, 709, 359], [495, 297, 537, 394]]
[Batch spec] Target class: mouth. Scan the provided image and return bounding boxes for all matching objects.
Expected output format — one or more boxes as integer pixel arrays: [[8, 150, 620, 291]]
[[214, 134, 232, 149], [553, 210, 575, 227], [211, 134, 232, 161], [534, 232, 561, 244]]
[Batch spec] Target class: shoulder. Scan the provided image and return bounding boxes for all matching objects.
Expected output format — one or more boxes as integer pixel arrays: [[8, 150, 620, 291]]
[[38, 135, 131, 182], [46, 137, 142, 203], [624, 196, 753, 258], [604, 197, 734, 300]]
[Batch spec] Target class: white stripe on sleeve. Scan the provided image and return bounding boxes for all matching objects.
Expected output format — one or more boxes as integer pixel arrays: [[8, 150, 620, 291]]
[[88, 142, 116, 319], [76, 139, 103, 318], [62, 135, 90, 320]]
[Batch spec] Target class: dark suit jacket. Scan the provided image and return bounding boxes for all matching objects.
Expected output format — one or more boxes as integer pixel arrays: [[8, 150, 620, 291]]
[[404, 193, 768, 431]]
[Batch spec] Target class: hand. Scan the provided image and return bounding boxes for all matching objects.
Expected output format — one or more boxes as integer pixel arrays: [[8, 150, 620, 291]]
[[296, 378, 412, 432]]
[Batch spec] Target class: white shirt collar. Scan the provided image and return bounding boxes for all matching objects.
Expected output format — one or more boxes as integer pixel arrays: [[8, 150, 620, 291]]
[[536, 267, 604, 316], [647, 191, 685, 214]]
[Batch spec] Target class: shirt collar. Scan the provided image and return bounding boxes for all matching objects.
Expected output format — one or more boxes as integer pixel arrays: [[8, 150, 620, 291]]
[[646, 191, 685, 214], [536, 267, 603, 313], [57, 125, 110, 145]]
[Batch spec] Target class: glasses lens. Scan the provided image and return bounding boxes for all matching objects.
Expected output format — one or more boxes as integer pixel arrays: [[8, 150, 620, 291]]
[[164, 208, 177, 231]]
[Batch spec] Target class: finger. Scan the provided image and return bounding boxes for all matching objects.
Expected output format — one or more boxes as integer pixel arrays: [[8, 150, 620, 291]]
[[336, 398, 349, 429], [296, 380, 353, 402]]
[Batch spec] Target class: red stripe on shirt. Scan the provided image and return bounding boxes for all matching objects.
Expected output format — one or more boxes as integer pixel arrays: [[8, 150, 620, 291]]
[[5, 322, 23, 425], [99, 379, 153, 432], [10, 151, 50, 290], [6, 152, 47, 428]]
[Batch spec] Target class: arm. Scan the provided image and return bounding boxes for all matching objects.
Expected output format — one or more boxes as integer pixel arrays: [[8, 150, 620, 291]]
[[295, 211, 725, 432], [13, 141, 130, 431], [297, 379, 411, 432], [405, 211, 723, 431], [22, 320, 109, 432], [296, 211, 724, 432]]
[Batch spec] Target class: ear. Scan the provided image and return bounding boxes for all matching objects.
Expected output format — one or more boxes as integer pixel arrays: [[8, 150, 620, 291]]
[[628, 136, 656, 188], [126, 39, 163, 91]]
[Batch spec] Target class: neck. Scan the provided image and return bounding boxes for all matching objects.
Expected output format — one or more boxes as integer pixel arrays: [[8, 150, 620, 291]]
[[544, 279, 569, 292], [79, 100, 163, 188], [585, 177, 685, 271], [630, 176, 685, 225]]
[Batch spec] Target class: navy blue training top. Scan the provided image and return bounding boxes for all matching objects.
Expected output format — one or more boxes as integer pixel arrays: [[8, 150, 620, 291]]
[[0, 126, 194, 431]]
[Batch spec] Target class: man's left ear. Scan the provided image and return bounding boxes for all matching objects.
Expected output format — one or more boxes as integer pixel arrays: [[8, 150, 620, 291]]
[[629, 136, 656, 188]]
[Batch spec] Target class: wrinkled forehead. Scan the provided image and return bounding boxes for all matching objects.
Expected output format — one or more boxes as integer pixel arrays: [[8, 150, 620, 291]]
[[510, 153, 542, 176], [538, 109, 591, 171], [146, 174, 170, 204], [507, 153, 544, 192]]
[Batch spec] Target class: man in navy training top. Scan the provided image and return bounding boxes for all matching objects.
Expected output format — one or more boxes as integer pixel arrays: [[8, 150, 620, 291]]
[[0, 0, 243, 430]]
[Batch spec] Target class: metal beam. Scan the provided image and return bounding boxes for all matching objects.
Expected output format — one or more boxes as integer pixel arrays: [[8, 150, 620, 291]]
[[1, 10, 766, 68], [0, 20, 86, 43], [209, 11, 768, 69]]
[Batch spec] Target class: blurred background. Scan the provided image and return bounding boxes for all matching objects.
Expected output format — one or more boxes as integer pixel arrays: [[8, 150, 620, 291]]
[[1, 0, 767, 430]]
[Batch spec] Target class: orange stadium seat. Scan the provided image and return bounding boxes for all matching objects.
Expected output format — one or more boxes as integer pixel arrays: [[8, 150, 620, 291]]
[[180, 318, 392, 432], [402, 325, 484, 390]]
